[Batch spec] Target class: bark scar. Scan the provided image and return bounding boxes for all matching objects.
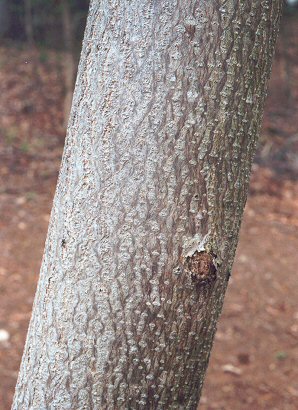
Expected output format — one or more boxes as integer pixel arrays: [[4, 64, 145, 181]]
[[185, 251, 217, 285]]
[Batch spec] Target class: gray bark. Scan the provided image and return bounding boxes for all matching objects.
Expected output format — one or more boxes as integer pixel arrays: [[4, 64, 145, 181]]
[[13, 1, 282, 409]]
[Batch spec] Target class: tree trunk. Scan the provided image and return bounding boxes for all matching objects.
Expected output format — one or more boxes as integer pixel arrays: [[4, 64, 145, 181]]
[[13, 1, 282, 409], [24, 0, 34, 46], [0, 0, 9, 38]]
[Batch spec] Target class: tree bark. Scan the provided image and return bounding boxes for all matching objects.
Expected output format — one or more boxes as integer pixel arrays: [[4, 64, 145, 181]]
[[13, 1, 282, 409]]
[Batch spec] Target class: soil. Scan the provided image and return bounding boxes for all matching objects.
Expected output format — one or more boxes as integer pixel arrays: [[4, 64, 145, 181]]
[[0, 13, 298, 410]]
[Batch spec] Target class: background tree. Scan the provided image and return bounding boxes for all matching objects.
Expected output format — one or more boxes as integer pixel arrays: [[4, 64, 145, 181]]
[[12, 1, 282, 409], [3, 0, 89, 49], [0, 0, 10, 38], [60, 0, 77, 128], [24, 0, 34, 45]]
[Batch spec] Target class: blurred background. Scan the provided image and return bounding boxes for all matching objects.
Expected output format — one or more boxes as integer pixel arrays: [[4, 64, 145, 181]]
[[0, 1, 297, 409]]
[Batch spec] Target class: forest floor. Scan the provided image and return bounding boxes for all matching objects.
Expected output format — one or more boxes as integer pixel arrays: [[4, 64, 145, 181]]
[[0, 13, 298, 410]]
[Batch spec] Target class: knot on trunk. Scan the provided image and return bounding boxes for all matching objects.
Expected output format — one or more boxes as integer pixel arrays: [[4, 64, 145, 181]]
[[185, 251, 217, 285]]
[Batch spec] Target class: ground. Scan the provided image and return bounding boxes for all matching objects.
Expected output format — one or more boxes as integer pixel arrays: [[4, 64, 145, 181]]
[[0, 13, 298, 409]]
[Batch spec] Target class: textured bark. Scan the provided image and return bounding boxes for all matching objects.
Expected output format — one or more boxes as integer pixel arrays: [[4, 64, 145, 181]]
[[13, 1, 282, 409]]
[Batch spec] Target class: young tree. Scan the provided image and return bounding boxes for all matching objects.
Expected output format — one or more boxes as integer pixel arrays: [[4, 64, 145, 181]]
[[13, 1, 282, 408]]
